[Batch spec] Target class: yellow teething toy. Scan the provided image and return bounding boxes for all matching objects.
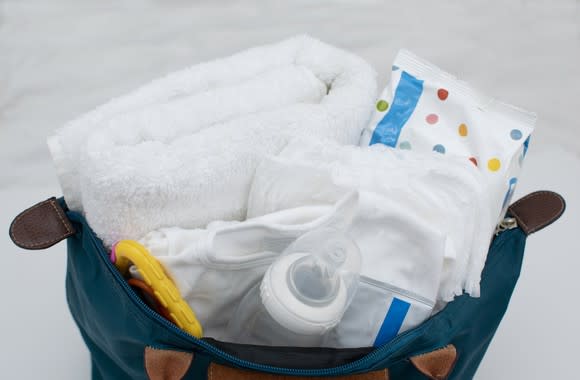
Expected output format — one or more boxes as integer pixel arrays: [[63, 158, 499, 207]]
[[112, 240, 203, 338]]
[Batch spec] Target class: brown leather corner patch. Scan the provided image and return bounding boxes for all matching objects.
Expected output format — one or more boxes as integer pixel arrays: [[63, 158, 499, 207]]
[[410, 345, 457, 380], [208, 363, 388, 380], [508, 191, 566, 235], [9, 197, 75, 250], [144, 347, 193, 380]]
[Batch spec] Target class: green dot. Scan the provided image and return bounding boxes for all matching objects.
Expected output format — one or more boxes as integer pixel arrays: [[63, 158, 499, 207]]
[[376, 100, 389, 112], [399, 141, 412, 150]]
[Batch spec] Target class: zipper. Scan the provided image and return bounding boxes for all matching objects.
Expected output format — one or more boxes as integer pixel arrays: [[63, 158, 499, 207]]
[[78, 212, 517, 376], [494, 216, 518, 236], [360, 276, 435, 307]]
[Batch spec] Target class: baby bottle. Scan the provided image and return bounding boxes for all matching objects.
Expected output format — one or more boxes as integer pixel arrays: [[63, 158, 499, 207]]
[[227, 228, 361, 347]]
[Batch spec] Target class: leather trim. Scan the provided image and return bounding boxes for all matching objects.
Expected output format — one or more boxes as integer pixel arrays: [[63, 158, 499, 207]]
[[207, 363, 388, 380], [410, 345, 457, 380], [144, 347, 193, 380], [9, 197, 75, 250], [508, 191, 566, 235]]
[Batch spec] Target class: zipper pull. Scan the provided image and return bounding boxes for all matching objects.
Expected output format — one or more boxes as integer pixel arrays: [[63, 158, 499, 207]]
[[494, 217, 518, 236]]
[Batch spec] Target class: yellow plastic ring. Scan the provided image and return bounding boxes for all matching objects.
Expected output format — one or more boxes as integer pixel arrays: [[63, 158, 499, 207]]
[[113, 240, 203, 338]]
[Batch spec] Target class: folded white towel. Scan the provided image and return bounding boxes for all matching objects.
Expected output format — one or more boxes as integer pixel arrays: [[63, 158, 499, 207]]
[[48, 35, 377, 246], [139, 192, 358, 340], [248, 138, 495, 301]]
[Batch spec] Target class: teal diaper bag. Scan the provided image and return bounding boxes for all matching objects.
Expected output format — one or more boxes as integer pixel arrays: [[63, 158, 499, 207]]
[[9, 190, 565, 380]]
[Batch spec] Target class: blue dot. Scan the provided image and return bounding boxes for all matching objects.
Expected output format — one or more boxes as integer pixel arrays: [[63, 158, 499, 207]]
[[510, 129, 523, 140], [433, 144, 446, 154], [392, 65, 399, 71], [399, 141, 412, 150]]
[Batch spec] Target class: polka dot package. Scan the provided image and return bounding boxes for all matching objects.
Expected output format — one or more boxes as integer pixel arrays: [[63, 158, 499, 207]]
[[360, 50, 536, 223]]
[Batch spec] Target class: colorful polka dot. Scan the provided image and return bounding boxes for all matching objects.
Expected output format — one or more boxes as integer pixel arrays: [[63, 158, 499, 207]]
[[458, 123, 468, 137], [399, 141, 412, 150], [510, 129, 522, 140], [376, 100, 389, 112], [433, 144, 446, 154], [437, 88, 449, 101], [487, 158, 501, 172], [469, 157, 478, 167], [426, 114, 439, 124]]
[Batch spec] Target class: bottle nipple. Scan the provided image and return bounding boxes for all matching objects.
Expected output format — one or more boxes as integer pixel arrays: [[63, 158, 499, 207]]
[[287, 247, 347, 306]]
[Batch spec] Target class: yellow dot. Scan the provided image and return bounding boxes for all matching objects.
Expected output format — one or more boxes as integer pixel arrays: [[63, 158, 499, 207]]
[[488, 158, 501, 172], [458, 123, 468, 137]]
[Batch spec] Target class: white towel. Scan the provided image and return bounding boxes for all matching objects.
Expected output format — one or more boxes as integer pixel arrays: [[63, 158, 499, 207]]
[[139, 192, 359, 340], [248, 138, 495, 301], [47, 35, 377, 246]]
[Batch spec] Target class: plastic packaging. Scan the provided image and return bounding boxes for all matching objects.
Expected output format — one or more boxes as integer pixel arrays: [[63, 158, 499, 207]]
[[326, 276, 434, 348], [227, 228, 361, 346], [360, 49, 536, 223]]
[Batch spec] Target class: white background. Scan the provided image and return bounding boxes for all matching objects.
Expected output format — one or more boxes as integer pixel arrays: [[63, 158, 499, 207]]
[[1, 1, 578, 378]]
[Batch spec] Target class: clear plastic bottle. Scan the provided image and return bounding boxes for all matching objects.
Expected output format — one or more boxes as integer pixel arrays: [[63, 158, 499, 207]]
[[226, 228, 361, 346]]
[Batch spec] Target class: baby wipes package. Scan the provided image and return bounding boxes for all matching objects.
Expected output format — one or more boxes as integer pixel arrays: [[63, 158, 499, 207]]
[[360, 49, 536, 222]]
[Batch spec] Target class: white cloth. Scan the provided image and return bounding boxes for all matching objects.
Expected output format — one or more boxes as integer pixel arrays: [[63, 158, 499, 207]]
[[47, 35, 377, 247], [248, 138, 495, 301], [139, 192, 358, 340]]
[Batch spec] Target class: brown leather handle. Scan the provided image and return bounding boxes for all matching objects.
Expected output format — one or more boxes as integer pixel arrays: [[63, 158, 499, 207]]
[[8, 190, 565, 251], [507, 190, 566, 235], [207, 365, 388, 380], [144, 345, 457, 380], [9, 197, 75, 250]]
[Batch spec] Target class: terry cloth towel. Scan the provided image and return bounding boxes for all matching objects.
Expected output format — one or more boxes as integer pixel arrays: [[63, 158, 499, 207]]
[[47, 35, 377, 247], [248, 138, 495, 301], [139, 192, 358, 340]]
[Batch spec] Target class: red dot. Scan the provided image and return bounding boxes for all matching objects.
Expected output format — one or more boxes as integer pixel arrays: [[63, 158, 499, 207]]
[[426, 114, 439, 124], [437, 88, 449, 101], [469, 157, 478, 167]]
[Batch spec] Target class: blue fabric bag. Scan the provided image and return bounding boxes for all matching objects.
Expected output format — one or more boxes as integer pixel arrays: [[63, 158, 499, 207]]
[[9, 191, 565, 380]]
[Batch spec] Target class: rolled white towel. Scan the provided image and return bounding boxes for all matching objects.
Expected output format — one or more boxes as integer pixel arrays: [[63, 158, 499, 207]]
[[48, 35, 377, 246]]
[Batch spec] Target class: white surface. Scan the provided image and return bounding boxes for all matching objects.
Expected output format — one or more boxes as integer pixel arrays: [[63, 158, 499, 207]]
[[0, 1, 578, 378]]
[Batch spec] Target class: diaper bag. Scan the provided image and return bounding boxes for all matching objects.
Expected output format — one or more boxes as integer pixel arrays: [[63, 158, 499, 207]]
[[9, 190, 565, 380]]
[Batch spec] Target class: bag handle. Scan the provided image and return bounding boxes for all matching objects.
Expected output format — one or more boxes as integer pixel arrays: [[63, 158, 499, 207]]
[[144, 345, 457, 380], [507, 190, 566, 235], [9, 197, 75, 250], [8, 191, 566, 251]]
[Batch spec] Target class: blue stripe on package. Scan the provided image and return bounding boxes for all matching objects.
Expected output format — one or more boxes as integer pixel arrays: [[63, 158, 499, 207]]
[[369, 72, 423, 147], [373, 297, 411, 346]]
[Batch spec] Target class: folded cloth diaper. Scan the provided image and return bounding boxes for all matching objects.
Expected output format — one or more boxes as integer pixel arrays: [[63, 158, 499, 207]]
[[48, 35, 377, 247], [139, 192, 359, 340], [248, 138, 494, 301], [360, 49, 536, 223]]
